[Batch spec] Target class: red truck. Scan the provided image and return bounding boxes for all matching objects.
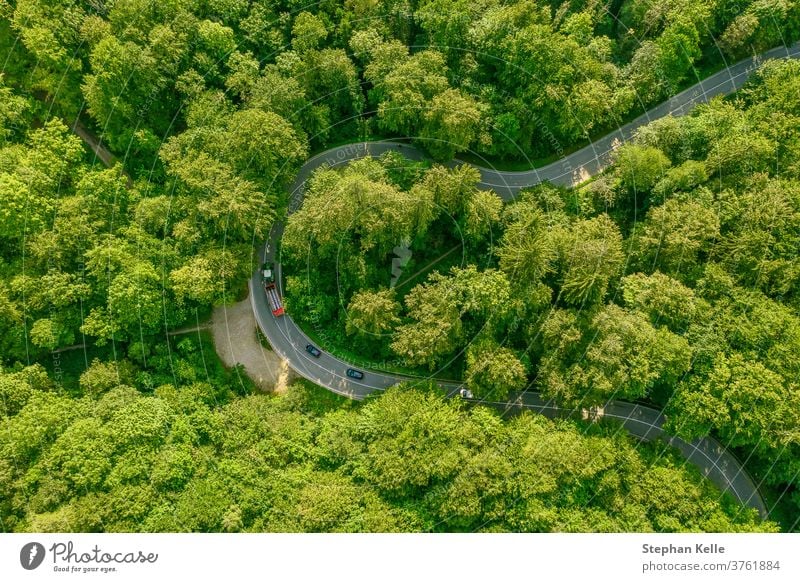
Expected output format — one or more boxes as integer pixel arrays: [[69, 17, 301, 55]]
[[264, 281, 284, 317]]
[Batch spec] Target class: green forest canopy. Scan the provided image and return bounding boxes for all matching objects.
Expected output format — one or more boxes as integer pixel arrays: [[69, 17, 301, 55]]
[[283, 59, 800, 528], [1, 0, 800, 532], [0, 366, 774, 533], [3, 0, 799, 171]]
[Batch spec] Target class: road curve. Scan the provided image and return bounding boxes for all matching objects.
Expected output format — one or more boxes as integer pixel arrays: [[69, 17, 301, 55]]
[[254, 43, 800, 519]]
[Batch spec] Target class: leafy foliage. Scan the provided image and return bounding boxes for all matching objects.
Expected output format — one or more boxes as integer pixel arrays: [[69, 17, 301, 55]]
[[2, 0, 800, 533], [0, 380, 774, 533]]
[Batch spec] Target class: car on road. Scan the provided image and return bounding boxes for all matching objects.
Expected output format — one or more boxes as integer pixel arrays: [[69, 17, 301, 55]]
[[346, 368, 364, 380], [459, 388, 474, 399], [305, 344, 321, 357]]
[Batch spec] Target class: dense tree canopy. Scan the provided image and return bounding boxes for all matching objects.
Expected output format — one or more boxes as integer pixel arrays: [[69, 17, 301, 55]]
[[4, 0, 797, 168], [2, 0, 800, 533], [281, 59, 800, 527], [0, 376, 774, 533]]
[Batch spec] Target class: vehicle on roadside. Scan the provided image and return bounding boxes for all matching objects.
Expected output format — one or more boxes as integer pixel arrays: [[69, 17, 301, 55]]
[[305, 344, 321, 357], [459, 388, 474, 399], [346, 368, 364, 380]]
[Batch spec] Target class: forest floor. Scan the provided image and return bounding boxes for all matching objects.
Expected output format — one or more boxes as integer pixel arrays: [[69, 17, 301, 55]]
[[211, 294, 295, 393]]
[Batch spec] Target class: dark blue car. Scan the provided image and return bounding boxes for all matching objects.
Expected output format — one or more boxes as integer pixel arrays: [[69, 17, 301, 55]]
[[305, 344, 321, 357], [346, 368, 364, 380]]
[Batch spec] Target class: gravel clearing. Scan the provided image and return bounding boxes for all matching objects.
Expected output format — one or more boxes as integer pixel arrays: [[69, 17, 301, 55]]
[[211, 293, 295, 392]]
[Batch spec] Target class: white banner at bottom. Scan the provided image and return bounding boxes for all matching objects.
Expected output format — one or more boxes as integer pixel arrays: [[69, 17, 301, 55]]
[[1, 533, 798, 582]]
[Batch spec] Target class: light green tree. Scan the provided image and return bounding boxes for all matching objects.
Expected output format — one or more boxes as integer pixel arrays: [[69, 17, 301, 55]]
[[346, 289, 402, 340], [555, 214, 624, 306], [465, 339, 527, 400], [292, 12, 328, 53]]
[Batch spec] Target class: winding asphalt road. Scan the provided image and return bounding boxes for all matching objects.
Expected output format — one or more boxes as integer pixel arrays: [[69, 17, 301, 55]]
[[251, 42, 800, 519]]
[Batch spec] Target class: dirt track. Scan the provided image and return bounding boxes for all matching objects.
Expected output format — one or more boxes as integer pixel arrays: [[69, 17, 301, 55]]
[[211, 294, 294, 392]]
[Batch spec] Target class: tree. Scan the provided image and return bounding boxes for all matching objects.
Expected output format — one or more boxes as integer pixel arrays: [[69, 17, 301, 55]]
[[374, 50, 450, 143], [621, 272, 698, 332], [196, 19, 236, 62], [717, 177, 800, 296], [0, 390, 88, 470], [223, 109, 309, 187], [0, 282, 25, 360], [391, 266, 510, 369], [496, 201, 556, 286], [32, 417, 114, 501], [690, 272, 800, 382], [538, 304, 692, 407], [337, 387, 480, 497], [744, 59, 800, 118], [346, 289, 402, 343], [292, 12, 328, 53], [465, 339, 527, 400], [656, 17, 702, 92], [464, 189, 503, 244], [720, 13, 760, 55], [79, 359, 136, 398], [631, 197, 719, 280], [106, 262, 164, 338], [6, 0, 86, 114], [30, 319, 63, 351], [224, 50, 260, 98], [390, 275, 464, 369], [283, 163, 427, 264], [299, 48, 364, 135], [170, 258, 217, 305], [613, 144, 672, 203], [244, 67, 318, 140], [362, 38, 411, 102], [415, 0, 494, 61], [0, 374, 777, 533], [555, 215, 624, 306], [0, 120, 84, 241], [562, 79, 618, 140], [0, 173, 37, 240], [82, 24, 187, 164], [0, 364, 52, 417], [414, 164, 480, 216], [0, 75, 30, 143], [667, 353, 800, 452], [160, 106, 301, 242], [420, 89, 485, 161], [626, 41, 670, 103], [3, 0, 799, 534], [11, 271, 92, 352], [705, 129, 776, 179], [652, 160, 708, 199]]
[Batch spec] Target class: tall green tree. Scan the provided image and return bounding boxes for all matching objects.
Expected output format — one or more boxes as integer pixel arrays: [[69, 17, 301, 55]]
[[538, 305, 692, 407], [345, 289, 402, 352], [465, 339, 527, 400]]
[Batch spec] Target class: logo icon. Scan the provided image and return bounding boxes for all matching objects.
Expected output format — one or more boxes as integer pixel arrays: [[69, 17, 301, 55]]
[[20, 542, 45, 570]]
